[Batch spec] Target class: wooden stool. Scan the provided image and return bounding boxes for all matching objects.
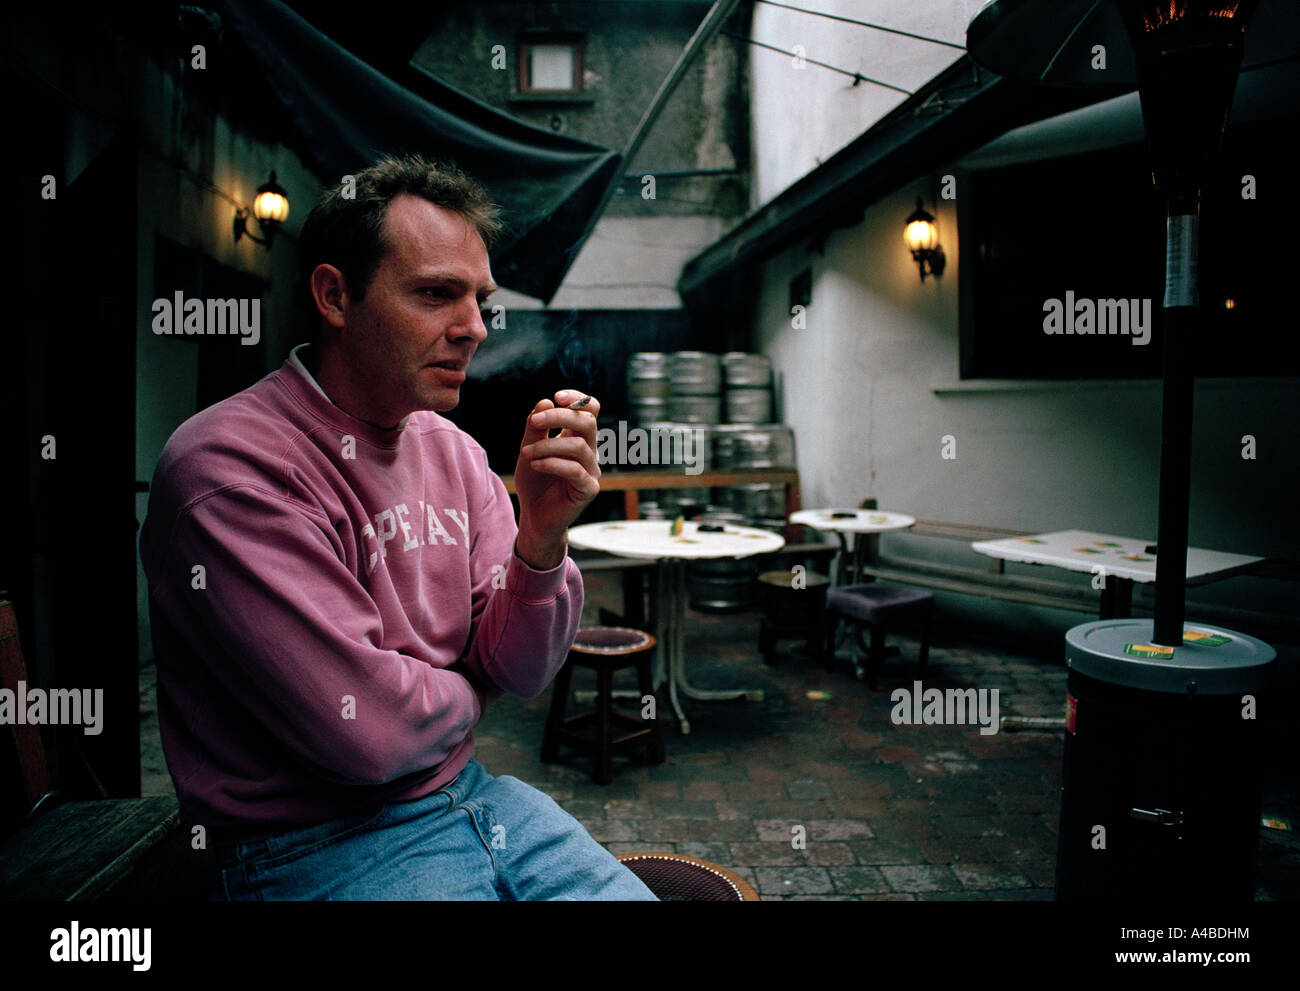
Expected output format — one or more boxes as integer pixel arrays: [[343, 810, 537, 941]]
[[826, 583, 933, 688], [541, 627, 665, 784], [755, 569, 831, 666]]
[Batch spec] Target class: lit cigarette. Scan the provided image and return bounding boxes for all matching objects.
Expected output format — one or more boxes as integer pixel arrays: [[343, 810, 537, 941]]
[[568, 395, 592, 409]]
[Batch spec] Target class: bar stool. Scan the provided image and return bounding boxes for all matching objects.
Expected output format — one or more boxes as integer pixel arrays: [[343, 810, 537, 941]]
[[755, 569, 831, 667], [541, 627, 665, 784], [616, 852, 760, 901], [826, 583, 933, 688]]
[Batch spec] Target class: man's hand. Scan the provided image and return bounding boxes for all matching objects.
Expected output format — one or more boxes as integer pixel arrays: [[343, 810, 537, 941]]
[[513, 390, 601, 570]]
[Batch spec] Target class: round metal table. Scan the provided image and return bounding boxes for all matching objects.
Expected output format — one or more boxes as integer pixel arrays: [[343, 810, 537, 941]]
[[789, 508, 915, 585], [568, 520, 784, 733]]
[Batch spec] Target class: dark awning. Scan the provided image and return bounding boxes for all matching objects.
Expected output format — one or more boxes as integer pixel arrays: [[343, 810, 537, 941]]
[[219, 0, 622, 303]]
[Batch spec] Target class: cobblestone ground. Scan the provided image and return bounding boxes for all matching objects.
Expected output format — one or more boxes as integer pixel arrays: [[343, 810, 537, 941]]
[[473, 573, 1067, 901], [138, 570, 1300, 901]]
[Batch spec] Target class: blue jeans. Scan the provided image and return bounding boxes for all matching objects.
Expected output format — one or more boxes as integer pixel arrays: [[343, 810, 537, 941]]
[[212, 760, 657, 900]]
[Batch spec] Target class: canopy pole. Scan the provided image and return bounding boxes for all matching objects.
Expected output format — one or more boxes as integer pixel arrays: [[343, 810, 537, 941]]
[[587, 0, 742, 226]]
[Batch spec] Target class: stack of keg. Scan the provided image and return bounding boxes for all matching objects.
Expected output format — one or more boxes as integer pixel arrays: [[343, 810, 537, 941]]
[[721, 352, 773, 424], [626, 353, 718, 517], [624, 351, 795, 611], [627, 352, 671, 425], [635, 421, 712, 520], [627, 351, 771, 426], [711, 423, 796, 533], [668, 352, 722, 424]]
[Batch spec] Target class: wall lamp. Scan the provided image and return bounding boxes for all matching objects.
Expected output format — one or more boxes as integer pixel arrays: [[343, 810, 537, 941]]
[[233, 171, 290, 247], [904, 197, 945, 281]]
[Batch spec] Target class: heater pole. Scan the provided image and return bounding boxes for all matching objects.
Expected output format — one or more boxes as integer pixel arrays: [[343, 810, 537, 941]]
[[1152, 209, 1199, 645]]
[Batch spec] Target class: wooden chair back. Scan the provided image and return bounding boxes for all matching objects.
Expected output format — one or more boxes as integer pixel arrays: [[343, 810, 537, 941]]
[[1, 599, 52, 831]]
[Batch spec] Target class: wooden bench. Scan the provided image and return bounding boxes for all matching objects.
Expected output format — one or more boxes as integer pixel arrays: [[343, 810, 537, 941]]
[[0, 599, 211, 900], [0, 797, 191, 900]]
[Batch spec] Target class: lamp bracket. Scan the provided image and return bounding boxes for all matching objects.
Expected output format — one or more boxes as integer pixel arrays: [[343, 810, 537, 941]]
[[233, 209, 273, 247]]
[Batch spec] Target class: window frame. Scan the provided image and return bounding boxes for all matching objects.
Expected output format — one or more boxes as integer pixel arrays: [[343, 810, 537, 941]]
[[516, 32, 586, 95]]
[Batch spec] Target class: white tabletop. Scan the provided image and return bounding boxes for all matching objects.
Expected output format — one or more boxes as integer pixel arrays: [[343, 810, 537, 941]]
[[971, 529, 1263, 584], [569, 520, 785, 560], [790, 508, 916, 534]]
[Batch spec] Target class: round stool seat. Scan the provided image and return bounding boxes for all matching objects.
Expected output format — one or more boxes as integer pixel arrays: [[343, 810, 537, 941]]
[[544, 627, 664, 783], [827, 583, 932, 623], [825, 583, 933, 688], [616, 852, 759, 901], [754, 570, 832, 669], [572, 626, 656, 655]]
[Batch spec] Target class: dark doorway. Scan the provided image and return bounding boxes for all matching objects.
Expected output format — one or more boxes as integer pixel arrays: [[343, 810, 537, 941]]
[[3, 121, 142, 800]]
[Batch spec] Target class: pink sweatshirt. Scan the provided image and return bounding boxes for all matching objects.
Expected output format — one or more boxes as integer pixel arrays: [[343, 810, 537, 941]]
[[140, 349, 582, 843]]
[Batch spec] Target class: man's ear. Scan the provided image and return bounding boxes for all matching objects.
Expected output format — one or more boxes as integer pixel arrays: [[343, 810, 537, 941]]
[[309, 264, 349, 330]]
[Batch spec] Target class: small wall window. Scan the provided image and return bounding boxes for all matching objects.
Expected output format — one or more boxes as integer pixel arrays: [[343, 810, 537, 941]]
[[518, 33, 584, 93]]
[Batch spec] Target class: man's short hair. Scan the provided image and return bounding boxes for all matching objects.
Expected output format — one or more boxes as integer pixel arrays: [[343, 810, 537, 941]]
[[299, 154, 502, 319]]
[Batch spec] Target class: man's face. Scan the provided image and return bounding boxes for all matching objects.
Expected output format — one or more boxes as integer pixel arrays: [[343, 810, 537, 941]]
[[336, 194, 495, 422]]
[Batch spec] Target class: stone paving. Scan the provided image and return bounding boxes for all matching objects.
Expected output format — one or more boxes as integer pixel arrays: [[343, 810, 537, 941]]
[[138, 569, 1300, 901], [473, 571, 1069, 900]]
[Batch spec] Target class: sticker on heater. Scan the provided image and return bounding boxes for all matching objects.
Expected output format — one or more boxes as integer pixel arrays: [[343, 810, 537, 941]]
[[1065, 693, 1077, 735], [1164, 213, 1199, 309], [1124, 643, 1175, 658], [1183, 629, 1231, 647], [1261, 816, 1293, 831]]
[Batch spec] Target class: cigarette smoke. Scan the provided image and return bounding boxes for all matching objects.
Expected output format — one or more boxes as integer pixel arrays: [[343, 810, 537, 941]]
[[556, 311, 592, 386], [465, 309, 592, 387], [466, 324, 556, 380]]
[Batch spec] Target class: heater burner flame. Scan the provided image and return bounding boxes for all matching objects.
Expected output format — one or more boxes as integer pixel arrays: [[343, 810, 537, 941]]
[[1132, 0, 1252, 34]]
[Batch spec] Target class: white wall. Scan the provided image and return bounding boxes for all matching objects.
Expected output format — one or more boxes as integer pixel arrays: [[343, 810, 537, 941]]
[[749, 0, 979, 205]]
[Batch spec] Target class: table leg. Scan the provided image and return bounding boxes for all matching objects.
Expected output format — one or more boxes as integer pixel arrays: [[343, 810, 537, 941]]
[[826, 532, 852, 654], [658, 560, 691, 734], [651, 561, 669, 690], [832, 531, 851, 586], [672, 560, 765, 705], [1099, 576, 1134, 619]]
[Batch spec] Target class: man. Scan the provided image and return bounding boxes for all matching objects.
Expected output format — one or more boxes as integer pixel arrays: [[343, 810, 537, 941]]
[[140, 154, 655, 900]]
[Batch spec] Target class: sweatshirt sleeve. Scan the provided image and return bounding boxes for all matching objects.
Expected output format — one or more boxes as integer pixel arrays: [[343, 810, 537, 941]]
[[150, 483, 484, 788], [455, 466, 584, 699]]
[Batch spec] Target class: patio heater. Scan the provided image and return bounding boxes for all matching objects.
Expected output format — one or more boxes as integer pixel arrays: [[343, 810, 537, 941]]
[[967, 0, 1297, 900]]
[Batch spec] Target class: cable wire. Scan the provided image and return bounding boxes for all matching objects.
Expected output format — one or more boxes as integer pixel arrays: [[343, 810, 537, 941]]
[[723, 30, 914, 94], [755, 0, 967, 50]]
